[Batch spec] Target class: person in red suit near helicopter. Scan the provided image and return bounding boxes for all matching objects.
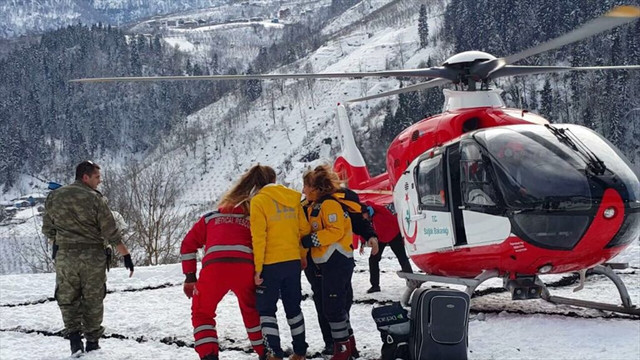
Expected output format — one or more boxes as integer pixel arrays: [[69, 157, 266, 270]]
[[361, 201, 413, 293], [180, 166, 272, 360]]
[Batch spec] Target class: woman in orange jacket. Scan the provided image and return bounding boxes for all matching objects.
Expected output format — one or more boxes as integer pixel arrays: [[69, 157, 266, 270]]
[[301, 165, 357, 360]]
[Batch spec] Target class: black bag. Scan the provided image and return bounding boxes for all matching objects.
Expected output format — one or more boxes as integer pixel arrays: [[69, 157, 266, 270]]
[[409, 288, 470, 360], [372, 302, 411, 360]]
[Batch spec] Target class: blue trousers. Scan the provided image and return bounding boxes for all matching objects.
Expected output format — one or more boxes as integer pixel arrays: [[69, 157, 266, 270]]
[[256, 260, 307, 357], [317, 253, 355, 342]]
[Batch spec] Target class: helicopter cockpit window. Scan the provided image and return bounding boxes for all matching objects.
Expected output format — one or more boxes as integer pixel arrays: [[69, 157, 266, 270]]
[[474, 126, 592, 210], [416, 156, 446, 207], [460, 141, 497, 206]]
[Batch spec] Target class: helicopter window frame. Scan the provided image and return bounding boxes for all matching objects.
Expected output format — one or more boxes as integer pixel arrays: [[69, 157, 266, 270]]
[[459, 140, 500, 209], [414, 154, 447, 210]]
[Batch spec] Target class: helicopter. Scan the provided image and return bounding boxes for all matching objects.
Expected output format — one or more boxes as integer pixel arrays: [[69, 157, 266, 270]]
[[72, 6, 640, 314]]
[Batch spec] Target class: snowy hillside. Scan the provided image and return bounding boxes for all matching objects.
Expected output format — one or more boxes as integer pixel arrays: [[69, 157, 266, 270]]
[[143, 0, 443, 207], [0, 0, 229, 38], [1, 247, 638, 360]]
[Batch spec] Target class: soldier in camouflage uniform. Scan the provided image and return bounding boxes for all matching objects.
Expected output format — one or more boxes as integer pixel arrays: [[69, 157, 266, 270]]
[[42, 161, 134, 355]]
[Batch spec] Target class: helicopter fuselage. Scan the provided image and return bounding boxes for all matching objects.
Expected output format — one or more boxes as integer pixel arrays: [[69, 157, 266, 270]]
[[388, 106, 640, 278]]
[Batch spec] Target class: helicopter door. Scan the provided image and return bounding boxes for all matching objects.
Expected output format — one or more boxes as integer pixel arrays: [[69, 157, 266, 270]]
[[403, 154, 455, 253], [453, 141, 511, 246]]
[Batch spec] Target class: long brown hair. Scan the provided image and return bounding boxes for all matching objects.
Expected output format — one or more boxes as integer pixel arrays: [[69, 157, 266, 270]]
[[218, 164, 276, 213], [305, 164, 342, 201]]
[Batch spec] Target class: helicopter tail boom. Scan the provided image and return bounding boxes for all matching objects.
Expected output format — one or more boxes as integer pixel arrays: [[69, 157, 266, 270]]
[[333, 104, 371, 188]]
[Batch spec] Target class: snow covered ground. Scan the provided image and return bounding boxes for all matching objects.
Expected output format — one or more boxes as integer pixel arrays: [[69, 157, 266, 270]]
[[1, 242, 638, 360]]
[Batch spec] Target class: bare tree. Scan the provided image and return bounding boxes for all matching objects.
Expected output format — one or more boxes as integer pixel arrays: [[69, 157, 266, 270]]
[[304, 62, 316, 108], [102, 162, 195, 266], [9, 231, 55, 273]]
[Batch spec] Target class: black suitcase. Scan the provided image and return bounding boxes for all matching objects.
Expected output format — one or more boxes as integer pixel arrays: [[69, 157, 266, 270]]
[[409, 288, 470, 360]]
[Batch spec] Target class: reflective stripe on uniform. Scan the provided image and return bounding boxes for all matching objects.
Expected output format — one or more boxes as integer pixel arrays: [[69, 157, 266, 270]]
[[181, 253, 197, 261], [262, 327, 280, 336], [205, 213, 247, 223], [194, 325, 216, 334], [311, 242, 353, 264], [290, 323, 305, 336], [287, 313, 303, 325], [194, 337, 218, 346], [260, 316, 278, 324], [250, 338, 264, 346], [205, 245, 253, 256], [246, 325, 261, 333], [330, 320, 350, 340]]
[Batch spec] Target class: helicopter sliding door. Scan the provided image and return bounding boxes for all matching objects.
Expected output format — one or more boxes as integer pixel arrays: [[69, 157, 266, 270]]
[[453, 141, 511, 246], [409, 155, 454, 252]]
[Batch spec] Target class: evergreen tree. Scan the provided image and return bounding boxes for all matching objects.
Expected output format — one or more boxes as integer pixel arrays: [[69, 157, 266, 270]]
[[243, 67, 263, 102], [540, 79, 553, 119], [418, 4, 429, 48]]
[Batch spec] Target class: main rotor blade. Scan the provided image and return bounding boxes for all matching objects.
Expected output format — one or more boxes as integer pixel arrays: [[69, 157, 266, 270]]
[[491, 65, 640, 78], [346, 78, 450, 103], [505, 5, 640, 65], [69, 68, 455, 83]]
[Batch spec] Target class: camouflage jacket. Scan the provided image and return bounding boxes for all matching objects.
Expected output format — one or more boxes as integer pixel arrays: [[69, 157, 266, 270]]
[[42, 181, 123, 247]]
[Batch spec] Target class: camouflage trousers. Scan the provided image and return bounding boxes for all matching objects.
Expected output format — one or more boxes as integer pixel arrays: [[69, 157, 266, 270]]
[[55, 247, 106, 342]]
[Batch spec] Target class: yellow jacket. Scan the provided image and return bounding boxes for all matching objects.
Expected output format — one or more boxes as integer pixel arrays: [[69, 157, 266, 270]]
[[305, 197, 354, 264], [250, 184, 311, 272]]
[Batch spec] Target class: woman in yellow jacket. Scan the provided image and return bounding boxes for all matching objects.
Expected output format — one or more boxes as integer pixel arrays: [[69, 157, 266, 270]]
[[250, 165, 311, 360], [301, 165, 356, 360]]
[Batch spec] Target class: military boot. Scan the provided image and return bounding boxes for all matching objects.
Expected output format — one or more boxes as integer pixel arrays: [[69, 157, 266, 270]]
[[86, 340, 100, 352], [330, 340, 352, 360], [68, 331, 84, 355]]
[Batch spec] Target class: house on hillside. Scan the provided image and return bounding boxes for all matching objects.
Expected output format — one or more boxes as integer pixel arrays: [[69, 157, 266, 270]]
[[20, 193, 47, 206], [278, 8, 291, 19], [14, 200, 30, 209]]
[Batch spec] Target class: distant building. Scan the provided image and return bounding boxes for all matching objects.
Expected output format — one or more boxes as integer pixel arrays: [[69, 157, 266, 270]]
[[184, 20, 199, 28], [14, 200, 30, 208], [279, 8, 291, 19]]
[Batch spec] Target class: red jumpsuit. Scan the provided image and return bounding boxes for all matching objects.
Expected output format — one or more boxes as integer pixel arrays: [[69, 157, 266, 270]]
[[181, 207, 265, 359]]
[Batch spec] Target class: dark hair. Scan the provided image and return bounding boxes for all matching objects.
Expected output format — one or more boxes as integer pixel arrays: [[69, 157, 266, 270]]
[[219, 164, 276, 214], [306, 164, 342, 200], [75, 161, 101, 181]]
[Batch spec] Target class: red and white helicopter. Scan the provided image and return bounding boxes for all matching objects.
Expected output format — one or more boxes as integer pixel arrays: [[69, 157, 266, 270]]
[[74, 6, 640, 314]]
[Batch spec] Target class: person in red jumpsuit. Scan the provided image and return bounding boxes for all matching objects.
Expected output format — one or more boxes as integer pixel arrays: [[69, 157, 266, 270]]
[[181, 166, 270, 360], [362, 201, 413, 293]]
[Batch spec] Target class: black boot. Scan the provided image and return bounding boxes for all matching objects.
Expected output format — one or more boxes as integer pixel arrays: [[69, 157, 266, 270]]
[[321, 343, 334, 356], [68, 331, 84, 355], [366, 285, 380, 293], [86, 340, 100, 352], [202, 353, 219, 360]]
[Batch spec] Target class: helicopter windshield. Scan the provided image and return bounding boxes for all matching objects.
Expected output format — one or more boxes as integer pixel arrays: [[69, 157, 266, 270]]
[[473, 126, 594, 210], [560, 125, 640, 207]]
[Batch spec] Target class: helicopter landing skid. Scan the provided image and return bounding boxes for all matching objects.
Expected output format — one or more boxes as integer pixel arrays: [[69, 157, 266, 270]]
[[540, 264, 640, 316], [397, 270, 500, 306]]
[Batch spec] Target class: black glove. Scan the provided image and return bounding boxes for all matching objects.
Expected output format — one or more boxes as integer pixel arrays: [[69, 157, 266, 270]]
[[51, 243, 58, 260], [105, 247, 112, 272], [301, 234, 320, 248], [123, 254, 134, 273]]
